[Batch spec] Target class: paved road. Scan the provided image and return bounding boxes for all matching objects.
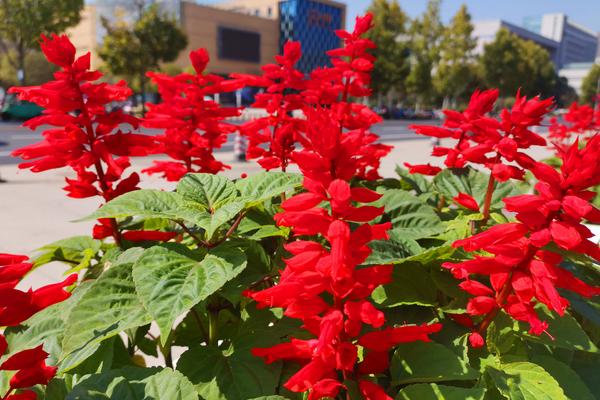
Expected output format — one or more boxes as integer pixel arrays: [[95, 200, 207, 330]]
[[0, 119, 433, 165]]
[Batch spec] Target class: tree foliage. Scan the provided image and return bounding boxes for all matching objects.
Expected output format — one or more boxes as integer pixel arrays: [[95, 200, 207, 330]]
[[0, 0, 83, 84], [98, 4, 187, 95], [581, 64, 600, 104], [434, 4, 477, 103], [365, 0, 410, 102], [406, 0, 443, 105], [482, 28, 556, 98]]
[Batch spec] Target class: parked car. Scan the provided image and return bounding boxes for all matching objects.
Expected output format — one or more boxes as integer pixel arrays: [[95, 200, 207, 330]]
[[1, 93, 44, 120]]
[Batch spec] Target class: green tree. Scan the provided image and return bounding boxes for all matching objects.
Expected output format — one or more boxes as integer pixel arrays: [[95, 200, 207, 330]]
[[581, 64, 600, 104], [434, 4, 477, 106], [406, 0, 444, 107], [0, 50, 58, 87], [481, 28, 556, 98], [365, 0, 410, 106], [519, 39, 556, 97], [0, 0, 83, 85], [98, 4, 187, 110]]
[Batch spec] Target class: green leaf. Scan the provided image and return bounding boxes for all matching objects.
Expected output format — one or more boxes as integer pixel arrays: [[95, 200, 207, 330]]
[[396, 383, 485, 400], [372, 262, 438, 307], [530, 355, 595, 400], [366, 237, 422, 265], [521, 306, 598, 353], [177, 317, 282, 400], [236, 171, 303, 206], [83, 189, 209, 226], [133, 245, 247, 343], [196, 201, 246, 240], [391, 341, 477, 384], [377, 190, 444, 239], [177, 173, 238, 210], [67, 367, 196, 400], [61, 254, 152, 370], [433, 167, 519, 210], [395, 165, 433, 195], [486, 362, 567, 400], [34, 236, 102, 271]]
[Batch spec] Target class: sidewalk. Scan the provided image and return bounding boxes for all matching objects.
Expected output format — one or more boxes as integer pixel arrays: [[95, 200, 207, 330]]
[[1, 138, 553, 287]]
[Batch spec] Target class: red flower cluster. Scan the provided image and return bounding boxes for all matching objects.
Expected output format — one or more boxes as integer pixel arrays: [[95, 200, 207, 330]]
[[236, 13, 390, 178], [9, 34, 156, 242], [233, 41, 306, 171], [410, 89, 552, 182], [444, 137, 600, 346], [143, 49, 244, 181], [549, 102, 600, 148], [246, 17, 441, 397], [0, 254, 76, 399]]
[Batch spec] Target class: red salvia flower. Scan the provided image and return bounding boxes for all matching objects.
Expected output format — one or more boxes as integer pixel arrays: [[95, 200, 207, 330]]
[[143, 48, 244, 181], [0, 254, 77, 399], [232, 41, 307, 171], [409, 89, 552, 183], [549, 102, 600, 148], [245, 16, 441, 400], [10, 34, 156, 243], [444, 137, 600, 345]]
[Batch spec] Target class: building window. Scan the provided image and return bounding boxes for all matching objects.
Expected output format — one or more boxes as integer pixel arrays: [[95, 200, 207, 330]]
[[268, 7, 272, 17], [217, 27, 261, 63]]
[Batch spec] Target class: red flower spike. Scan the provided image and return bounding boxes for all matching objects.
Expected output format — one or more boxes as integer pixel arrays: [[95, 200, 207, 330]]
[[0, 254, 74, 399], [248, 14, 438, 399], [411, 88, 553, 186], [144, 48, 244, 180], [10, 34, 152, 243], [447, 137, 600, 341]]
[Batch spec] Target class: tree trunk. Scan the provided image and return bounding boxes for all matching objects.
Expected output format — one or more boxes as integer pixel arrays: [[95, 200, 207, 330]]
[[17, 43, 25, 85], [139, 72, 146, 116]]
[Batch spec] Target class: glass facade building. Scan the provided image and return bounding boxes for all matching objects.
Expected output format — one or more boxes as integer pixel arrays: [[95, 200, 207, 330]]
[[279, 0, 345, 73]]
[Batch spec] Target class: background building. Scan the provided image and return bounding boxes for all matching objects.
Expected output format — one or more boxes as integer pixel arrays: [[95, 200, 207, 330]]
[[523, 13, 598, 68], [472, 19, 560, 65], [71, 0, 346, 76]]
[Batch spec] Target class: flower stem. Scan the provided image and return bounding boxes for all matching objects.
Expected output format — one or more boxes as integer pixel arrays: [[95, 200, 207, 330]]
[[208, 308, 219, 347], [480, 173, 496, 225]]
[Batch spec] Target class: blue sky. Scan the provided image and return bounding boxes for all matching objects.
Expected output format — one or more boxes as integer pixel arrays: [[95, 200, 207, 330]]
[[345, 0, 600, 32]]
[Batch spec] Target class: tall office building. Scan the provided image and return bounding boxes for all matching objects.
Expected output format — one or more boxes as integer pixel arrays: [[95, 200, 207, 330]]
[[523, 13, 598, 68]]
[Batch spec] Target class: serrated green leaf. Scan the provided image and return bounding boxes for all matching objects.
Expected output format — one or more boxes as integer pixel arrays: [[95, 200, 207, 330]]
[[391, 341, 478, 384], [433, 167, 519, 210], [34, 236, 102, 271], [372, 262, 438, 307], [177, 173, 238, 210], [530, 355, 595, 400], [377, 190, 444, 239], [82, 189, 210, 226], [61, 257, 152, 369], [66, 367, 196, 400], [133, 245, 247, 343], [177, 326, 282, 400], [521, 306, 598, 353], [236, 171, 303, 206], [395, 165, 433, 195], [486, 362, 567, 400], [366, 237, 422, 265], [396, 383, 485, 400]]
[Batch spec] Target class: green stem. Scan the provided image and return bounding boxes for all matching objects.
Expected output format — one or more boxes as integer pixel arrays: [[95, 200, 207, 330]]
[[208, 308, 219, 346], [480, 173, 496, 225]]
